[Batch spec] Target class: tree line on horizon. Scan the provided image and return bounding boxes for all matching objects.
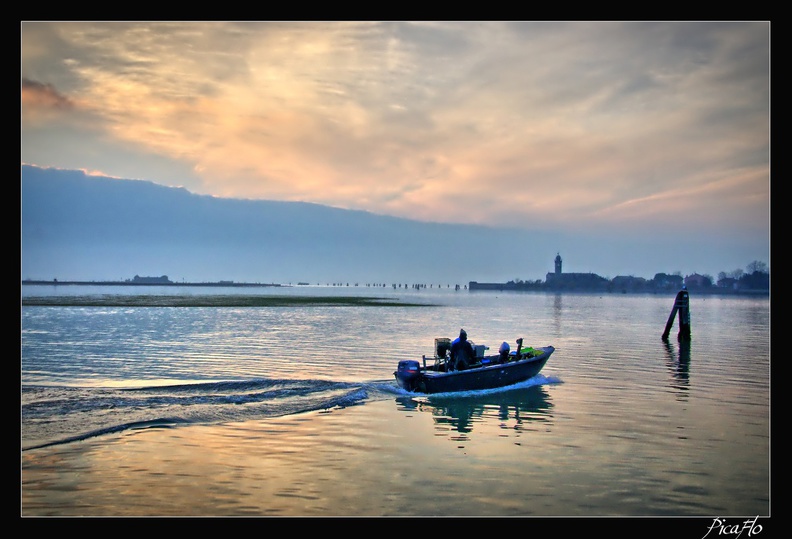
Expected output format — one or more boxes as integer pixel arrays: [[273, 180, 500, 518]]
[[505, 260, 769, 292]]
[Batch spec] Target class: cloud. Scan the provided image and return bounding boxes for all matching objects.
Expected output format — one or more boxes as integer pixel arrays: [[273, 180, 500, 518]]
[[21, 78, 73, 110], [20, 21, 769, 254]]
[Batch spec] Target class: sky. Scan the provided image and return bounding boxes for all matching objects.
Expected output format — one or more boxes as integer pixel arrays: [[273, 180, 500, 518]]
[[20, 21, 771, 279]]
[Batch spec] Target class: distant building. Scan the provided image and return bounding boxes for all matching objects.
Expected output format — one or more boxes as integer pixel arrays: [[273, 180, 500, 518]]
[[653, 273, 683, 290], [684, 273, 709, 288], [717, 277, 739, 290], [128, 275, 172, 284], [545, 253, 608, 291], [611, 275, 648, 292]]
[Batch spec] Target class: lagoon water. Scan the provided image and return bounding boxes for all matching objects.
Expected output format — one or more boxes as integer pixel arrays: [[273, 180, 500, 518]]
[[20, 284, 770, 519]]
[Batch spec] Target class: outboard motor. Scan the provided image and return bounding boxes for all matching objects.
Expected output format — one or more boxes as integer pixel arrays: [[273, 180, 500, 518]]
[[395, 360, 422, 391]]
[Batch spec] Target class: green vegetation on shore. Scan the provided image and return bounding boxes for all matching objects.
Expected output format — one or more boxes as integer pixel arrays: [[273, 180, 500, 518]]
[[21, 295, 437, 308]]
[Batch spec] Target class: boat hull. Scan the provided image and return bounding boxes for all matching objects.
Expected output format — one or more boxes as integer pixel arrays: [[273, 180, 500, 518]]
[[395, 346, 554, 394]]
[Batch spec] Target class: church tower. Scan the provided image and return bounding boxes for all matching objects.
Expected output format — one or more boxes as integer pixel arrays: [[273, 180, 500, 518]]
[[555, 253, 562, 276]]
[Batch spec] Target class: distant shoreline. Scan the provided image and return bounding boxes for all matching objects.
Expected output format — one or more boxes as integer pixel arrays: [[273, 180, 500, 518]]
[[21, 279, 285, 288], [20, 294, 435, 308], [20, 279, 768, 297]]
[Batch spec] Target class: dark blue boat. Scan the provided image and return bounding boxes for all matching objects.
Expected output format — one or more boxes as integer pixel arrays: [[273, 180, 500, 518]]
[[394, 337, 554, 394]]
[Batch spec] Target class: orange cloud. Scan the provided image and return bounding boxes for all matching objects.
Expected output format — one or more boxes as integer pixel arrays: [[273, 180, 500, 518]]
[[21, 78, 73, 110]]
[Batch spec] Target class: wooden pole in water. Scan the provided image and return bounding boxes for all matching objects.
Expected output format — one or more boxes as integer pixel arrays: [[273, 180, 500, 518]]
[[677, 288, 691, 341], [662, 287, 691, 342], [661, 305, 678, 341]]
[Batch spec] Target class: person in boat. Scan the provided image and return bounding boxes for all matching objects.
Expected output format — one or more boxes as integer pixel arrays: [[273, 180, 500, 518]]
[[449, 329, 475, 371], [498, 341, 510, 363]]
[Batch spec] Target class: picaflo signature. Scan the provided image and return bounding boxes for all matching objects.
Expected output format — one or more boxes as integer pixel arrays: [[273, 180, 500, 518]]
[[702, 517, 763, 539]]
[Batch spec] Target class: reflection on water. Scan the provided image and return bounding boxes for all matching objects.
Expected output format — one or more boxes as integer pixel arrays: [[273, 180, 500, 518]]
[[396, 384, 553, 437], [663, 340, 691, 399], [553, 293, 562, 335]]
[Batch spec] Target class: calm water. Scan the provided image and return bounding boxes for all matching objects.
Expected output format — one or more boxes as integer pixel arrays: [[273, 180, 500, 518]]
[[20, 285, 770, 518]]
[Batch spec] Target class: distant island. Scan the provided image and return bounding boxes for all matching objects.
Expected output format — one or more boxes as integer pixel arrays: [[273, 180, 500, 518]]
[[21, 274, 284, 288], [470, 254, 769, 295]]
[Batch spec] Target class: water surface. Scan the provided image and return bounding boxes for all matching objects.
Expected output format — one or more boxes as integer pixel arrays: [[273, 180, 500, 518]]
[[21, 285, 770, 518]]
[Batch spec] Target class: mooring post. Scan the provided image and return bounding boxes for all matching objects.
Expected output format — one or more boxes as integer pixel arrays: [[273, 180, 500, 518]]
[[662, 286, 691, 342], [677, 287, 691, 341], [661, 304, 678, 341]]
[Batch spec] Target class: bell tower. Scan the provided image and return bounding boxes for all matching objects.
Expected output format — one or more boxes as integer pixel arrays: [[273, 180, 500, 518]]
[[555, 253, 562, 276]]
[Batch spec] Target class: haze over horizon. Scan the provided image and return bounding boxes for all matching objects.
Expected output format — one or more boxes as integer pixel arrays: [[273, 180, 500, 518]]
[[21, 22, 770, 280], [21, 164, 767, 285]]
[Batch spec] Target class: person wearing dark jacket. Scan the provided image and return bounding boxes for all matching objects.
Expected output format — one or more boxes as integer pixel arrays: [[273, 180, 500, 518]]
[[498, 341, 511, 363], [449, 329, 475, 371]]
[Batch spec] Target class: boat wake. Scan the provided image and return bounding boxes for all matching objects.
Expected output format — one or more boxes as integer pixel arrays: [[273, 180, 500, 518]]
[[21, 377, 399, 451]]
